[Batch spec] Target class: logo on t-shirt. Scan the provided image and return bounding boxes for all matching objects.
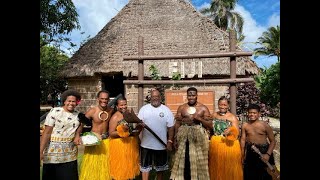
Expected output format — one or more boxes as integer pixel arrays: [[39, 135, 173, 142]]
[[159, 112, 164, 117]]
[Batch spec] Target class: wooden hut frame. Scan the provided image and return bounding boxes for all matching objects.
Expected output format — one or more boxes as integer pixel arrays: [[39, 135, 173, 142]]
[[123, 30, 254, 114]]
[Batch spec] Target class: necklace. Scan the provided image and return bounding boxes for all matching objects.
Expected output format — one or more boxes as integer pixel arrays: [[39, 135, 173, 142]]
[[187, 103, 197, 115], [98, 111, 109, 121], [187, 107, 196, 114], [98, 106, 109, 121], [219, 112, 226, 116]]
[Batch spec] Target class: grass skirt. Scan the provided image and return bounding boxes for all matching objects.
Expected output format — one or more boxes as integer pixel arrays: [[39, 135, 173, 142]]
[[170, 125, 210, 180], [79, 139, 111, 180], [209, 135, 243, 180], [109, 136, 140, 180]]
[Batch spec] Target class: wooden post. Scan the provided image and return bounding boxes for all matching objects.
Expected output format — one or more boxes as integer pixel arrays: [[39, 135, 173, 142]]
[[138, 36, 144, 110], [229, 30, 237, 115]]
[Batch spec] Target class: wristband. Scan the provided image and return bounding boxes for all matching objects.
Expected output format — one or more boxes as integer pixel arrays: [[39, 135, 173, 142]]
[[266, 153, 271, 156], [168, 140, 173, 143]]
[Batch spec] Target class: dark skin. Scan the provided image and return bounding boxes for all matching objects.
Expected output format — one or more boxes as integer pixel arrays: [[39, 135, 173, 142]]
[[203, 99, 240, 136], [173, 90, 211, 149], [76, 92, 113, 142], [240, 108, 276, 164], [40, 95, 83, 161], [109, 99, 143, 138], [141, 90, 174, 180]]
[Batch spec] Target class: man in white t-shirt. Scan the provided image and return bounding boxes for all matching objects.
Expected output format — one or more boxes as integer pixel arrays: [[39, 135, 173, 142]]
[[138, 89, 174, 180]]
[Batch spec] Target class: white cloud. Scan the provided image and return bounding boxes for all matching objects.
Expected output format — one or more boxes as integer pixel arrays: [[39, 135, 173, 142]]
[[233, 5, 279, 68], [72, 0, 127, 36], [196, 2, 210, 11], [267, 13, 280, 27], [234, 5, 265, 50]]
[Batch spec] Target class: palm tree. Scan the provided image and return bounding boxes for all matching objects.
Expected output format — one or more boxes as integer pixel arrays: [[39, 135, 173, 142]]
[[254, 25, 280, 62], [200, 0, 244, 39]]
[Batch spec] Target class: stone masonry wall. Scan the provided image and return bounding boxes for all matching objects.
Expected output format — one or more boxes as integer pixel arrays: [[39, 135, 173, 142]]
[[67, 77, 102, 113]]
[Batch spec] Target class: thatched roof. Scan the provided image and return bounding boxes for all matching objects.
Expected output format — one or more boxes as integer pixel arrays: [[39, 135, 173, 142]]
[[61, 0, 260, 78]]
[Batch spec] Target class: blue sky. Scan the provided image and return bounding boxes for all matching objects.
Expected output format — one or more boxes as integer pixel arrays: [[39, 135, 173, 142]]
[[67, 0, 280, 68]]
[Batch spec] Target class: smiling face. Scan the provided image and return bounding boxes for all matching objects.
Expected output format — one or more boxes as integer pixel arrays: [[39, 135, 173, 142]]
[[187, 90, 197, 106], [63, 95, 78, 112], [97, 92, 110, 109], [218, 99, 229, 114], [247, 109, 260, 121], [116, 99, 127, 113], [150, 90, 161, 107]]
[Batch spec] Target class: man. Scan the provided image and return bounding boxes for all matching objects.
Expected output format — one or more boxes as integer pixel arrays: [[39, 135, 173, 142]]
[[240, 104, 277, 180], [138, 89, 174, 180], [40, 89, 82, 180], [170, 87, 211, 180], [78, 90, 114, 180], [108, 97, 142, 179]]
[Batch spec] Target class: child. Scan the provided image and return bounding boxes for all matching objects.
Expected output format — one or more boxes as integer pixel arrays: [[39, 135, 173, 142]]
[[240, 104, 276, 180]]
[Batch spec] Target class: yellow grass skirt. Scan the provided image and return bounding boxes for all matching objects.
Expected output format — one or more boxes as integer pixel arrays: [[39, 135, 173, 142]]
[[79, 139, 111, 180], [109, 136, 140, 180], [209, 135, 243, 180]]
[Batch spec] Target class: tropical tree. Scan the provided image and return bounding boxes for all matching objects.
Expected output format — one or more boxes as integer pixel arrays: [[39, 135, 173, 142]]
[[200, 0, 244, 40], [40, 38, 69, 104], [254, 25, 280, 62], [256, 62, 280, 108], [40, 0, 80, 48]]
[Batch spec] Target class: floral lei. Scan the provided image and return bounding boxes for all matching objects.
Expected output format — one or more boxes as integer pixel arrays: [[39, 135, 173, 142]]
[[116, 119, 133, 138]]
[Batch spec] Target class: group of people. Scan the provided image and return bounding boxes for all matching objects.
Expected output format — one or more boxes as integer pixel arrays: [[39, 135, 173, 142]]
[[40, 87, 277, 180]]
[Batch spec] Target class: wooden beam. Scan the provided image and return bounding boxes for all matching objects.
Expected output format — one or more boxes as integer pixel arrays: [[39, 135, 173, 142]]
[[123, 51, 253, 60], [123, 78, 254, 85]]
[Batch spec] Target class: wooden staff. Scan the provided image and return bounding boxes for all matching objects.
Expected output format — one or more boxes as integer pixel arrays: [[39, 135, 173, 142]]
[[123, 109, 166, 147]]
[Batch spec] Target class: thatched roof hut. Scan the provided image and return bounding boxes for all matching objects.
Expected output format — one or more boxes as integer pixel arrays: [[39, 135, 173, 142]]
[[61, 0, 260, 113]]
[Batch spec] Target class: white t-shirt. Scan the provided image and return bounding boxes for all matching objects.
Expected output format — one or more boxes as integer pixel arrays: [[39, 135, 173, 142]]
[[138, 104, 174, 150]]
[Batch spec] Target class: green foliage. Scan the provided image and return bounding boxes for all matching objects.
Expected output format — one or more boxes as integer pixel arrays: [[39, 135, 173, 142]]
[[171, 72, 182, 90], [40, 0, 80, 52], [40, 40, 69, 104], [257, 62, 280, 108], [225, 82, 278, 119], [172, 72, 181, 80], [149, 65, 161, 80], [145, 65, 165, 104], [200, 0, 244, 40], [254, 25, 280, 61]]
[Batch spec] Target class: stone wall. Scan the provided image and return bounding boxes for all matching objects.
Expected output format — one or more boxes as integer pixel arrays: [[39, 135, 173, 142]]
[[67, 77, 102, 113]]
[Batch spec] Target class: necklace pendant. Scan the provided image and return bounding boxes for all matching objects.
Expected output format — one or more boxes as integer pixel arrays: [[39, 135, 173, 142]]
[[187, 107, 196, 115], [98, 111, 109, 121]]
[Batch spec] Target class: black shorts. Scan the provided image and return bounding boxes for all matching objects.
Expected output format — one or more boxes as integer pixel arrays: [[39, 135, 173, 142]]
[[42, 160, 78, 180], [140, 146, 169, 172]]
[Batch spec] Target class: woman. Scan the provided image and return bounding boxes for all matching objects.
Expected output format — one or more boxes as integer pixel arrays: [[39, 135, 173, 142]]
[[206, 96, 243, 180], [40, 89, 82, 180], [108, 97, 142, 180]]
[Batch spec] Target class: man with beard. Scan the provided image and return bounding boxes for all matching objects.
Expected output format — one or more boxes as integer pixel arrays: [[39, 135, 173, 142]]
[[138, 89, 175, 180], [78, 90, 114, 180], [170, 87, 211, 180], [108, 97, 143, 179]]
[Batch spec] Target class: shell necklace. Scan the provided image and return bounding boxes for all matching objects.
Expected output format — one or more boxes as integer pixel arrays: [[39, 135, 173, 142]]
[[98, 106, 109, 121], [187, 103, 197, 115]]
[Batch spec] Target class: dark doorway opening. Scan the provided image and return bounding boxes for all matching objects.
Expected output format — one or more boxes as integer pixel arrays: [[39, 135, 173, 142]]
[[101, 72, 125, 98]]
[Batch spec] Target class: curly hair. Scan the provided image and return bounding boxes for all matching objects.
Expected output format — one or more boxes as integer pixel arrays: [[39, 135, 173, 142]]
[[61, 89, 81, 103]]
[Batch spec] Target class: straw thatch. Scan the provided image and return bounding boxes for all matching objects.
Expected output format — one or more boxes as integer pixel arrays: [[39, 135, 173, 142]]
[[60, 0, 260, 78]]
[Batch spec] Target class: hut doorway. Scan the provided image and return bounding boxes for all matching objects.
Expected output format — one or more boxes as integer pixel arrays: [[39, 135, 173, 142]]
[[101, 72, 125, 98]]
